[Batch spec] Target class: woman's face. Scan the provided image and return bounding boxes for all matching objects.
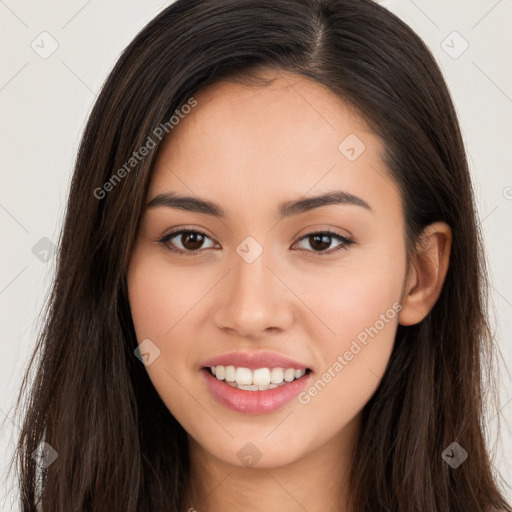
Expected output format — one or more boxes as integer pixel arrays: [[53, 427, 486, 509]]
[[127, 72, 408, 469]]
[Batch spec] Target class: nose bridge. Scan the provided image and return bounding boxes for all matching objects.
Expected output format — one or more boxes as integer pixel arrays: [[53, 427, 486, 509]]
[[213, 236, 293, 335], [231, 238, 276, 310], [233, 240, 270, 297]]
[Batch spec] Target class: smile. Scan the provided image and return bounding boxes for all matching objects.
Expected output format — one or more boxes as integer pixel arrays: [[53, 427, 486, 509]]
[[201, 366, 312, 414], [208, 365, 309, 390]]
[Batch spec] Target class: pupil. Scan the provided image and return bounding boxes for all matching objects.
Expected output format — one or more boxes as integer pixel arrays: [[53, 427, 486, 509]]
[[183, 232, 204, 250], [310, 234, 330, 251]]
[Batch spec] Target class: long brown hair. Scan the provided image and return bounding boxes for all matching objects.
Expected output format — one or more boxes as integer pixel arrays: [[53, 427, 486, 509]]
[[8, 0, 511, 510]]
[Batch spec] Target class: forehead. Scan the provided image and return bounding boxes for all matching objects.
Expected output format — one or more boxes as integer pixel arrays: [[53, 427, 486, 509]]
[[147, 72, 400, 220], [166, 72, 373, 156]]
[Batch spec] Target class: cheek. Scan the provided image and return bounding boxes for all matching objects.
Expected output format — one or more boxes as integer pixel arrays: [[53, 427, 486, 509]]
[[126, 248, 203, 411], [127, 246, 208, 340], [293, 248, 405, 356], [292, 246, 405, 419]]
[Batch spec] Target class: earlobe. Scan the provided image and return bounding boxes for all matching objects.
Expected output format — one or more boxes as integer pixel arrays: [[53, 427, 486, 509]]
[[399, 222, 452, 326]]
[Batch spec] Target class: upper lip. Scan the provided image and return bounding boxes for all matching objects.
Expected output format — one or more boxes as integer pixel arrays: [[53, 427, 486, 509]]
[[201, 351, 312, 371]]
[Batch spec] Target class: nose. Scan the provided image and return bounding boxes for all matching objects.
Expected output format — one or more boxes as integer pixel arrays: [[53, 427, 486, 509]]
[[213, 246, 295, 339]]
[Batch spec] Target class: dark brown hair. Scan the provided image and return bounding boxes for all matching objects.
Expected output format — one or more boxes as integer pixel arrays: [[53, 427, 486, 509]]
[[8, 0, 511, 510]]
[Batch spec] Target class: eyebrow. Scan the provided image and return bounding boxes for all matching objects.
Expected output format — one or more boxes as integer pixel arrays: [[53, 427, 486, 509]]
[[146, 190, 372, 218]]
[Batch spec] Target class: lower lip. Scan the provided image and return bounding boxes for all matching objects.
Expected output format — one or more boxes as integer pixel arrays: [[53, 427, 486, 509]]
[[201, 368, 312, 414]]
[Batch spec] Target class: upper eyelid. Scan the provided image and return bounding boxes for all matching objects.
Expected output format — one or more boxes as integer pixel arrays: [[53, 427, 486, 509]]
[[159, 229, 217, 245]]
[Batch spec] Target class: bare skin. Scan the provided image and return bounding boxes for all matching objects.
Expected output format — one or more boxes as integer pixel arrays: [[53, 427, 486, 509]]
[[127, 71, 451, 512]]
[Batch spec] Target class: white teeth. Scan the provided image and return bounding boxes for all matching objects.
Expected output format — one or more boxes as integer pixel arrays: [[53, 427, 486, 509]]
[[225, 365, 236, 382], [215, 366, 225, 380], [209, 365, 307, 390], [270, 367, 284, 384], [284, 368, 295, 382], [252, 368, 271, 386], [235, 367, 253, 385]]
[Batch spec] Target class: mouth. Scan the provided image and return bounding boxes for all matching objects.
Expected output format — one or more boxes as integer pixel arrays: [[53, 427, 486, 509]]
[[201, 365, 313, 414], [205, 365, 312, 391]]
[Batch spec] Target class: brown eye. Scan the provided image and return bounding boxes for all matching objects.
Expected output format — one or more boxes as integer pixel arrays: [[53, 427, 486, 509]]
[[294, 231, 354, 255], [179, 231, 206, 251], [308, 234, 332, 251], [157, 229, 354, 257], [158, 229, 216, 255]]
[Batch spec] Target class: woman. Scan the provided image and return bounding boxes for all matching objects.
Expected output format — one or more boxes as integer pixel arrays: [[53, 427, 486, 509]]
[[10, 0, 511, 510]]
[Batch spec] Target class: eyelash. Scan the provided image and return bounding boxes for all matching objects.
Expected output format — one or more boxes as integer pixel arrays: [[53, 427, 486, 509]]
[[156, 229, 355, 257]]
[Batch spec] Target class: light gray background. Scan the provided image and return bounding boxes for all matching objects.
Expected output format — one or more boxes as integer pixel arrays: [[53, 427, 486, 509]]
[[0, 0, 511, 509]]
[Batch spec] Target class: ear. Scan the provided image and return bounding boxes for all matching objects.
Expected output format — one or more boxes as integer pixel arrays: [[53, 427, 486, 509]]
[[399, 222, 452, 326]]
